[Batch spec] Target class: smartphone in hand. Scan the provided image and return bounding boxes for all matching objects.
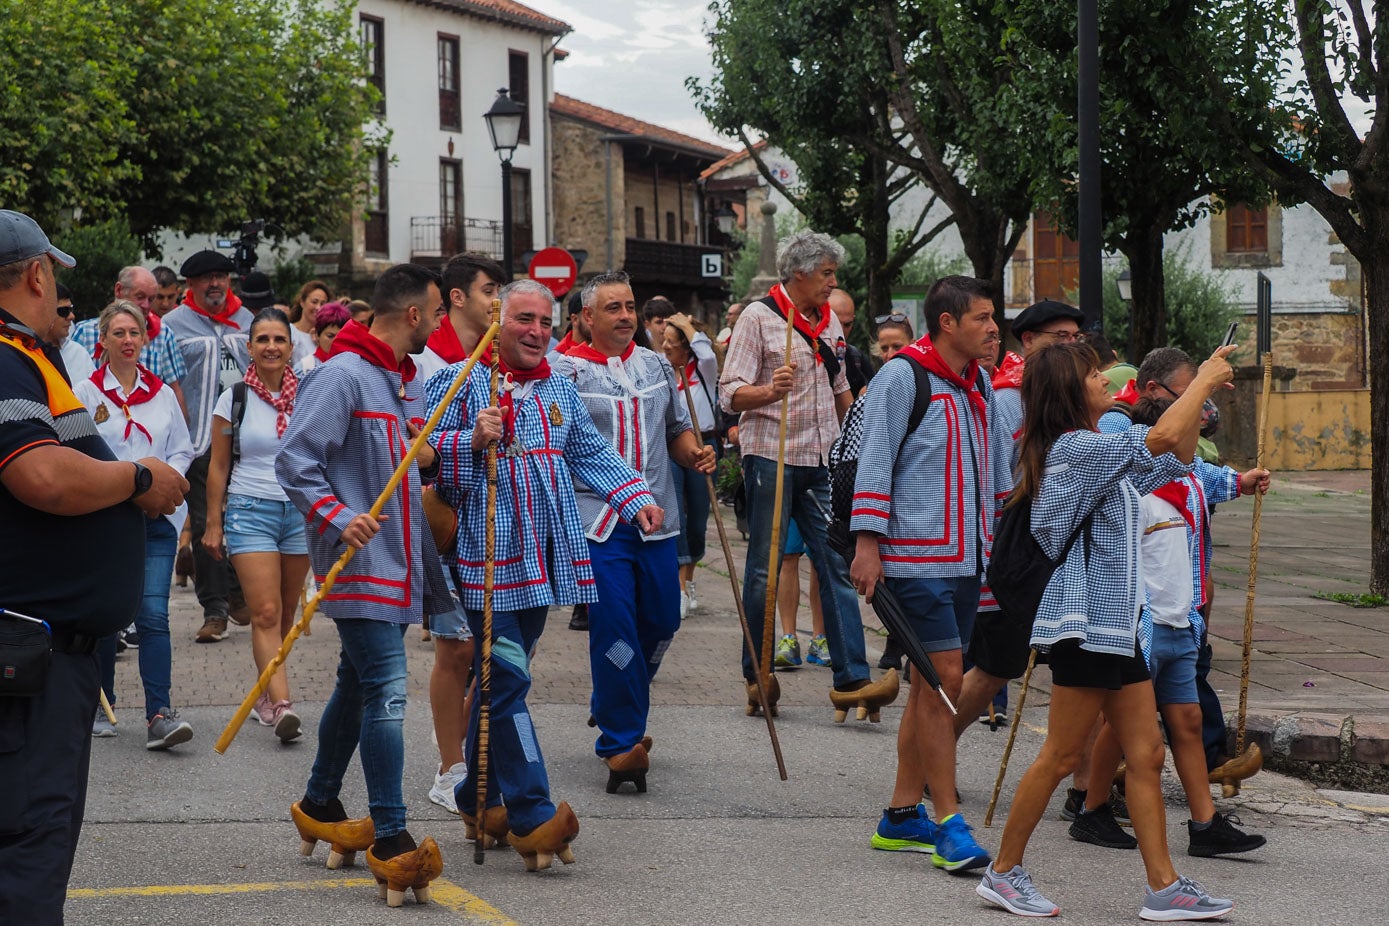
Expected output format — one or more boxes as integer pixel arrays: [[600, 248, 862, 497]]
[[1220, 321, 1239, 348]]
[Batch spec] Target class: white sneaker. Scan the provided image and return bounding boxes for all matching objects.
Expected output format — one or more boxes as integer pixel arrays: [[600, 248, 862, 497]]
[[685, 580, 698, 612], [428, 761, 468, 814], [680, 591, 689, 619]]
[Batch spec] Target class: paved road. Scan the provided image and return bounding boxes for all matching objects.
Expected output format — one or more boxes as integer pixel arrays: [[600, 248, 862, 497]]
[[70, 470, 1389, 924]]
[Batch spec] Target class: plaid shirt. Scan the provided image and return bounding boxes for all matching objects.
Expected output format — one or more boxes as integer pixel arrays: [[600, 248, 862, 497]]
[[717, 299, 849, 466], [71, 317, 187, 384], [1029, 425, 1191, 656]]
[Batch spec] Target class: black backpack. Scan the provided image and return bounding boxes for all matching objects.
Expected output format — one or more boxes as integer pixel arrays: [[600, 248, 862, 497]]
[[987, 497, 1094, 627], [826, 354, 933, 558]]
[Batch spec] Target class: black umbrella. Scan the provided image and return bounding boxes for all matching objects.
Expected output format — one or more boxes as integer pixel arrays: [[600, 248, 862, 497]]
[[868, 579, 957, 716]]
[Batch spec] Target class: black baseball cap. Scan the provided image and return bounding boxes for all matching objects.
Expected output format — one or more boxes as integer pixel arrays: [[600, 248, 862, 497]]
[[1012, 299, 1084, 335], [0, 210, 76, 268]]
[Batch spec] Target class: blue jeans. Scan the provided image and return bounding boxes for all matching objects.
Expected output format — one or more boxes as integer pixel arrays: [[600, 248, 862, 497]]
[[670, 461, 710, 566], [588, 524, 680, 757], [136, 517, 178, 719], [458, 605, 554, 836], [740, 455, 868, 689], [306, 619, 409, 839]]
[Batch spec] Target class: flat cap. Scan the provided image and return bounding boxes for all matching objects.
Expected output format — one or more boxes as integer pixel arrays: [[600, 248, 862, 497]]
[[1012, 299, 1084, 335], [179, 249, 236, 278], [238, 271, 276, 310]]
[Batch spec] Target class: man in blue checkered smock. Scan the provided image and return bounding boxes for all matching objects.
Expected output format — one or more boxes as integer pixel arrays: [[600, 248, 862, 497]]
[[428, 280, 662, 844]]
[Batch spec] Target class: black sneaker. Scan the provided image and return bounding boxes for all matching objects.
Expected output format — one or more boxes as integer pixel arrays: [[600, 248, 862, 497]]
[[1109, 785, 1131, 825], [1069, 803, 1137, 850], [1188, 811, 1266, 857], [568, 603, 589, 631], [1060, 787, 1087, 822]]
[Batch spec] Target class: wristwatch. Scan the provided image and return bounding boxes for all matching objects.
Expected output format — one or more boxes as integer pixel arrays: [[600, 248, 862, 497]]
[[130, 461, 153, 500]]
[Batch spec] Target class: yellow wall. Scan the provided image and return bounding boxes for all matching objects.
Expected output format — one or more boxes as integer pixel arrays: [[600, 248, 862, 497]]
[[1265, 389, 1371, 471]]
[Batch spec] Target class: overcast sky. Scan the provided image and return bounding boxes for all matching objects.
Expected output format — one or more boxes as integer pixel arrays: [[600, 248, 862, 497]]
[[543, 0, 731, 148]]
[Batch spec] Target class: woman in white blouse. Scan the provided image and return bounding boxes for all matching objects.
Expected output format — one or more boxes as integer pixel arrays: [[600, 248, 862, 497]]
[[202, 307, 308, 743], [74, 300, 195, 750]]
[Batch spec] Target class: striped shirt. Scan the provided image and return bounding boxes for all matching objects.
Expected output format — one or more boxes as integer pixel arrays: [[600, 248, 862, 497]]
[[717, 298, 849, 466], [1029, 425, 1191, 656]]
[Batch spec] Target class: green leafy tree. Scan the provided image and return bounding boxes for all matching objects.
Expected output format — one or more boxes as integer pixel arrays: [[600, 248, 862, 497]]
[[0, 0, 380, 252], [1097, 251, 1241, 362], [1197, 1, 1389, 593], [690, 0, 954, 316], [1003, 0, 1277, 359], [51, 219, 143, 319]]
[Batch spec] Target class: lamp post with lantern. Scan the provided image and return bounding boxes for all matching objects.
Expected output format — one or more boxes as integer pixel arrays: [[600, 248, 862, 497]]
[[484, 87, 525, 280]]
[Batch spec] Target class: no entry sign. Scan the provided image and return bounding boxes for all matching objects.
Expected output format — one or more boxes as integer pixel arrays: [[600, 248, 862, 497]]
[[528, 247, 579, 297]]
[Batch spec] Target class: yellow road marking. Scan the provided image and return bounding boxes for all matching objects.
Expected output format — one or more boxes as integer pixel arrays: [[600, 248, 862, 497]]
[[68, 877, 518, 923]]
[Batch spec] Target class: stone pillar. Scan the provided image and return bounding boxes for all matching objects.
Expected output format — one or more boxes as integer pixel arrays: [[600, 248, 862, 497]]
[[747, 200, 779, 301]]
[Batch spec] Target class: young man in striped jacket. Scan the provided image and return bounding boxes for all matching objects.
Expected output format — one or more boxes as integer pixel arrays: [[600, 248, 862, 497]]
[[849, 276, 1014, 874]]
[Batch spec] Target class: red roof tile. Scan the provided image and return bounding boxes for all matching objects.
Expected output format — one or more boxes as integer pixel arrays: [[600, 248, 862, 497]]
[[699, 140, 766, 180], [414, 0, 570, 35], [551, 94, 733, 161]]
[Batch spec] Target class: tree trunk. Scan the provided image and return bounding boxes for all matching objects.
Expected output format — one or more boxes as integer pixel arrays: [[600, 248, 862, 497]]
[[861, 150, 894, 339], [1365, 256, 1389, 595], [1123, 226, 1167, 361]]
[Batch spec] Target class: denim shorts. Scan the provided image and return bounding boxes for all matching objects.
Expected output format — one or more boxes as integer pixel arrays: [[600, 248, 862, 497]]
[[884, 574, 981, 653], [225, 493, 308, 556], [1148, 624, 1199, 706], [430, 566, 473, 642], [783, 519, 806, 556]]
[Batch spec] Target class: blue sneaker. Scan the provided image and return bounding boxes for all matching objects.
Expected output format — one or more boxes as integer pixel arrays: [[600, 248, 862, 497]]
[[932, 813, 990, 873], [870, 804, 936, 853], [805, 634, 832, 667]]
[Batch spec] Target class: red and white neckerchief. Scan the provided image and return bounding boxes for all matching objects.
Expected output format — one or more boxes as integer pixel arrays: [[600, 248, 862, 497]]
[[90, 363, 165, 443], [768, 284, 831, 364], [243, 362, 298, 438], [677, 358, 700, 391]]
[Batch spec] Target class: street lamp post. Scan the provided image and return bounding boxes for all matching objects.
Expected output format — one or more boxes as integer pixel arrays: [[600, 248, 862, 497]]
[[484, 87, 525, 280]]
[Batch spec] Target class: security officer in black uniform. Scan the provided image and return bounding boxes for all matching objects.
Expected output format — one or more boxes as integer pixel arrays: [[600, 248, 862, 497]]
[[0, 210, 187, 925]]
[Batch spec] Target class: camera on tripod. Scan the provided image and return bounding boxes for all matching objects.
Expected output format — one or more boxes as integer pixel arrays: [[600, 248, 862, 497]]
[[216, 219, 270, 275]]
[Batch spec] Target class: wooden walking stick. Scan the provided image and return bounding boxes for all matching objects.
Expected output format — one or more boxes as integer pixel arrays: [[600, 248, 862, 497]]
[[1221, 352, 1275, 798], [680, 369, 787, 780], [985, 649, 1036, 827], [98, 688, 117, 727], [474, 297, 502, 864], [214, 322, 501, 754], [758, 312, 798, 694]]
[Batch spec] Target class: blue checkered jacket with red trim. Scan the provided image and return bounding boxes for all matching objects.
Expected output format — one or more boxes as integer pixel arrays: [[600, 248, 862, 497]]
[[849, 358, 1014, 579], [427, 360, 656, 612]]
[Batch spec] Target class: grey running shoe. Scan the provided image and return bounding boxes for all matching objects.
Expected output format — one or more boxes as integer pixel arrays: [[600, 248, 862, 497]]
[[976, 864, 1060, 917], [1139, 876, 1234, 921], [146, 708, 193, 751], [92, 712, 117, 738]]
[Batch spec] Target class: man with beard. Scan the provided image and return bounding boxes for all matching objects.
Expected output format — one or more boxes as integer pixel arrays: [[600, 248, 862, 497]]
[[552, 271, 715, 794], [428, 279, 661, 869], [277, 263, 455, 902], [162, 250, 253, 643]]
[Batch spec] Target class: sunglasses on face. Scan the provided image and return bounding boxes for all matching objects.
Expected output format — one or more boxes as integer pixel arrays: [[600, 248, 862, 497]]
[[56, 304, 74, 318]]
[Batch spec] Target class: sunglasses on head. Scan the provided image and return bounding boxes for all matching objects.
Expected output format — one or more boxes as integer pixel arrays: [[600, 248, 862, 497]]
[[874, 312, 909, 325]]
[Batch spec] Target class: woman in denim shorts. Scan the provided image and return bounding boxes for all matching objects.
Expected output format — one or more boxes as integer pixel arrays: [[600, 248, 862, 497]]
[[203, 308, 308, 743]]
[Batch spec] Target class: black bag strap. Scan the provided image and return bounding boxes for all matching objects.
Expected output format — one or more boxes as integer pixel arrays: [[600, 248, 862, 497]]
[[230, 381, 248, 471], [1056, 508, 1097, 566], [757, 295, 842, 387]]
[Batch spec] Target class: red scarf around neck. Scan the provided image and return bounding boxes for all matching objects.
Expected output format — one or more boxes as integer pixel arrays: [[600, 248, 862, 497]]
[[244, 362, 298, 438], [555, 329, 583, 355], [495, 354, 552, 444], [181, 290, 245, 329], [425, 317, 477, 365], [1113, 378, 1140, 406], [991, 350, 1025, 391], [90, 364, 164, 443], [898, 336, 988, 425], [768, 284, 831, 362], [330, 320, 417, 384], [677, 358, 699, 391], [1152, 479, 1196, 532], [314, 345, 331, 363], [566, 341, 635, 365]]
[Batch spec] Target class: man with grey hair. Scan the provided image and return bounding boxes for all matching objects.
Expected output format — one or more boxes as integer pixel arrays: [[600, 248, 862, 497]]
[[718, 230, 889, 719]]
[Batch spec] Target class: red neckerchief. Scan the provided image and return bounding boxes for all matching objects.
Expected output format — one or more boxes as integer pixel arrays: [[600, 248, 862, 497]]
[[90, 364, 164, 443], [181, 290, 245, 329], [496, 355, 552, 444], [1113, 378, 1140, 405], [329, 320, 418, 384], [677, 358, 699, 391], [424, 317, 470, 364], [244, 362, 298, 438], [566, 341, 635, 365], [768, 284, 830, 363], [991, 350, 1025, 391], [1152, 480, 1196, 532], [314, 345, 330, 363], [898, 336, 988, 425], [555, 330, 583, 354]]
